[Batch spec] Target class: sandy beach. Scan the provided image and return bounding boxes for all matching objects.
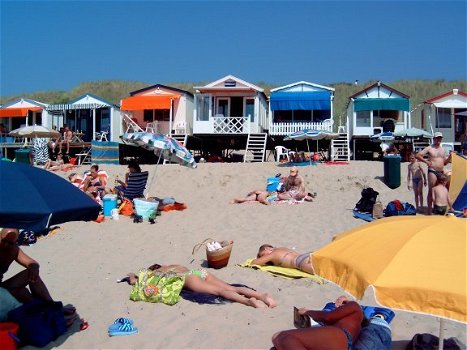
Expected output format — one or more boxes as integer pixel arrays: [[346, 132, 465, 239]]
[[8, 160, 465, 350]]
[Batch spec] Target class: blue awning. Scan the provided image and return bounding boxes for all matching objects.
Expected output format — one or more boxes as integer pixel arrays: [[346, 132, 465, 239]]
[[270, 91, 331, 111]]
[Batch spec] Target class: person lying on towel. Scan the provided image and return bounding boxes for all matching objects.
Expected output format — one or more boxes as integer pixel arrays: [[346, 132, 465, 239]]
[[252, 244, 315, 274], [125, 263, 277, 308]]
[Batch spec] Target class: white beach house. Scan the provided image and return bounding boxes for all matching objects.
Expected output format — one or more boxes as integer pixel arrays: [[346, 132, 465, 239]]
[[192, 75, 268, 135], [268, 81, 335, 136], [417, 89, 467, 149], [45, 93, 122, 142]]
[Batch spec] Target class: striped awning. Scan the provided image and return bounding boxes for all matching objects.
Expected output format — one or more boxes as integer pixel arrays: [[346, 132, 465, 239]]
[[46, 103, 109, 114]]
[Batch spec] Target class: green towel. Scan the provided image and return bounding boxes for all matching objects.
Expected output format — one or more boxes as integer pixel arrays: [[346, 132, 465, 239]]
[[237, 259, 325, 284]]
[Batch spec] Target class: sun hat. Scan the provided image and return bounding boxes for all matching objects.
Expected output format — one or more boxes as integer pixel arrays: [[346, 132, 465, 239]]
[[434, 132, 443, 138]]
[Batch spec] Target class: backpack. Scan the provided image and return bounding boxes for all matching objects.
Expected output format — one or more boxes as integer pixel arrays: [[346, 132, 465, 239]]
[[384, 200, 417, 217], [355, 187, 379, 213]]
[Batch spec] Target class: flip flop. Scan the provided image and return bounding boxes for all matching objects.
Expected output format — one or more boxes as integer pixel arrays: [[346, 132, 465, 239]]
[[108, 322, 138, 336]]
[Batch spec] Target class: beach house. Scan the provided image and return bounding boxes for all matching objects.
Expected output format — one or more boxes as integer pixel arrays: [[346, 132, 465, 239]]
[[416, 89, 467, 151], [192, 75, 269, 161], [45, 93, 121, 142], [120, 84, 194, 143], [0, 98, 49, 133], [268, 81, 335, 136], [345, 82, 411, 160]]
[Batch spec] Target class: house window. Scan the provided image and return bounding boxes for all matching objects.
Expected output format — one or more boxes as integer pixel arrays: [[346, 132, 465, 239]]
[[143, 110, 153, 122], [356, 110, 371, 127], [245, 98, 254, 122], [154, 109, 170, 121], [436, 108, 451, 128]]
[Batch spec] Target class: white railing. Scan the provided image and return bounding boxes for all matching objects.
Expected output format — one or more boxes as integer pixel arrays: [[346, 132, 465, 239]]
[[269, 120, 333, 135], [213, 116, 249, 134]]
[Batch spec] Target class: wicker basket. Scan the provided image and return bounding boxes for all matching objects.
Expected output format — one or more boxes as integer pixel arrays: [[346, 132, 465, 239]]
[[192, 239, 234, 269]]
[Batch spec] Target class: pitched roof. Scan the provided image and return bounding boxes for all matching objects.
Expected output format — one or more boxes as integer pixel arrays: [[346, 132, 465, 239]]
[[348, 82, 409, 99], [129, 84, 194, 98], [424, 89, 467, 104]]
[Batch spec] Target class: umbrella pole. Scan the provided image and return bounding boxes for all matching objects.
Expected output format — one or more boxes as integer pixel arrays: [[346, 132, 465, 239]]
[[438, 318, 445, 349], [147, 150, 164, 198], [306, 139, 311, 165]]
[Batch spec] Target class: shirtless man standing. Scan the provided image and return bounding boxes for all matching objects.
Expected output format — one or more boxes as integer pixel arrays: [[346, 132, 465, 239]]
[[416, 132, 452, 215], [277, 167, 307, 201], [252, 244, 315, 274]]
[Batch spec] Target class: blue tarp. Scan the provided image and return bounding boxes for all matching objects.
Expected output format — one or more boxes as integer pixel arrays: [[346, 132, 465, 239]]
[[453, 181, 467, 212], [270, 91, 331, 111], [0, 161, 101, 232]]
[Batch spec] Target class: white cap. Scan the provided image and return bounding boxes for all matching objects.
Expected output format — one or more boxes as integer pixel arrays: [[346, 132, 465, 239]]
[[434, 132, 443, 138]]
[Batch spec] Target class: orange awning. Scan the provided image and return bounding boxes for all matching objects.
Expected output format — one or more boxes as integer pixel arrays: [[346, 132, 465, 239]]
[[121, 95, 180, 110], [0, 107, 42, 118]]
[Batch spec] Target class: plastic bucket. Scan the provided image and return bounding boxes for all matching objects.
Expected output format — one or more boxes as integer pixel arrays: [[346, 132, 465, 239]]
[[266, 177, 280, 192], [0, 322, 19, 350], [134, 199, 159, 220], [111, 208, 119, 220], [102, 194, 118, 216]]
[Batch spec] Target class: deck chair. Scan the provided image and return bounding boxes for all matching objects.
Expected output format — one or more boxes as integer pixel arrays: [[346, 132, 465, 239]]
[[117, 171, 149, 201], [76, 147, 91, 165]]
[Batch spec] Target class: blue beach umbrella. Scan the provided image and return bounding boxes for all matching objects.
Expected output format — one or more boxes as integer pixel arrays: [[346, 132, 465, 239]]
[[0, 161, 101, 232], [121, 132, 197, 168]]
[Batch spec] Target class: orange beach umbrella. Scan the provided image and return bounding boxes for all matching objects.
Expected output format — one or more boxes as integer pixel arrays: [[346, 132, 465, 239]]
[[313, 215, 466, 323]]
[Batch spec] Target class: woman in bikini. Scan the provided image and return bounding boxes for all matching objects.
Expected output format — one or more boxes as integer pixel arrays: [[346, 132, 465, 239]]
[[252, 244, 315, 274], [126, 263, 277, 308], [272, 298, 363, 350], [231, 189, 271, 205]]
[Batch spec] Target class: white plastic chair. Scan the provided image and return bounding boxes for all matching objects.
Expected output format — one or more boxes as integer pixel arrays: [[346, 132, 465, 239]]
[[95, 131, 108, 142], [275, 146, 290, 162]]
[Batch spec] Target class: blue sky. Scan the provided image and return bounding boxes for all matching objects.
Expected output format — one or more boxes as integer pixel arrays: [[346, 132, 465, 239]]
[[1, 0, 465, 97]]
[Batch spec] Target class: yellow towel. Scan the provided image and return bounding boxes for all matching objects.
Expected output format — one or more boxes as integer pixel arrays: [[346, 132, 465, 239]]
[[237, 259, 325, 284]]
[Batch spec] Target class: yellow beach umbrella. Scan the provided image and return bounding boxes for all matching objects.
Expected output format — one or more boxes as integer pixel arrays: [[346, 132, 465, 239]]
[[313, 215, 466, 323]]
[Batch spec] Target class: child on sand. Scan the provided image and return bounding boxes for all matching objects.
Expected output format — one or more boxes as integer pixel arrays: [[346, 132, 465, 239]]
[[407, 153, 427, 212], [432, 174, 453, 215]]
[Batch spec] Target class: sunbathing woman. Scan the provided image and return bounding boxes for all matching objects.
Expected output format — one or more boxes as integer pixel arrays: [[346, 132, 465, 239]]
[[252, 244, 315, 274], [272, 299, 363, 350], [126, 263, 277, 308]]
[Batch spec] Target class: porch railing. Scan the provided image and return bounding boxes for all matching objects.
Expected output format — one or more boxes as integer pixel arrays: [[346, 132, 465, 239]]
[[213, 116, 249, 134], [269, 120, 333, 136]]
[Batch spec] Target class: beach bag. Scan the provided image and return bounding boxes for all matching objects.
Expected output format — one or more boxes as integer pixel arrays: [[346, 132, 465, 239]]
[[355, 187, 379, 213], [133, 198, 159, 220], [129, 269, 185, 305], [192, 238, 234, 269], [119, 198, 134, 216], [7, 300, 66, 347], [384, 200, 417, 217], [372, 200, 384, 219]]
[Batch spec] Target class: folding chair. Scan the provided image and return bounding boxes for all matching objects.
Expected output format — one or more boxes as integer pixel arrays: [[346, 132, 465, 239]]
[[116, 171, 149, 201], [76, 147, 91, 165]]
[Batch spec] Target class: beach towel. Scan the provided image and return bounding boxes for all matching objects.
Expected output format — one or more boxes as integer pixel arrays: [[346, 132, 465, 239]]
[[160, 202, 187, 212], [238, 259, 325, 283]]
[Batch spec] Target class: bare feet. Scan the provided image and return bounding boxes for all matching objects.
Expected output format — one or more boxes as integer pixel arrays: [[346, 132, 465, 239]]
[[262, 293, 277, 308], [63, 306, 76, 316], [249, 297, 268, 308]]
